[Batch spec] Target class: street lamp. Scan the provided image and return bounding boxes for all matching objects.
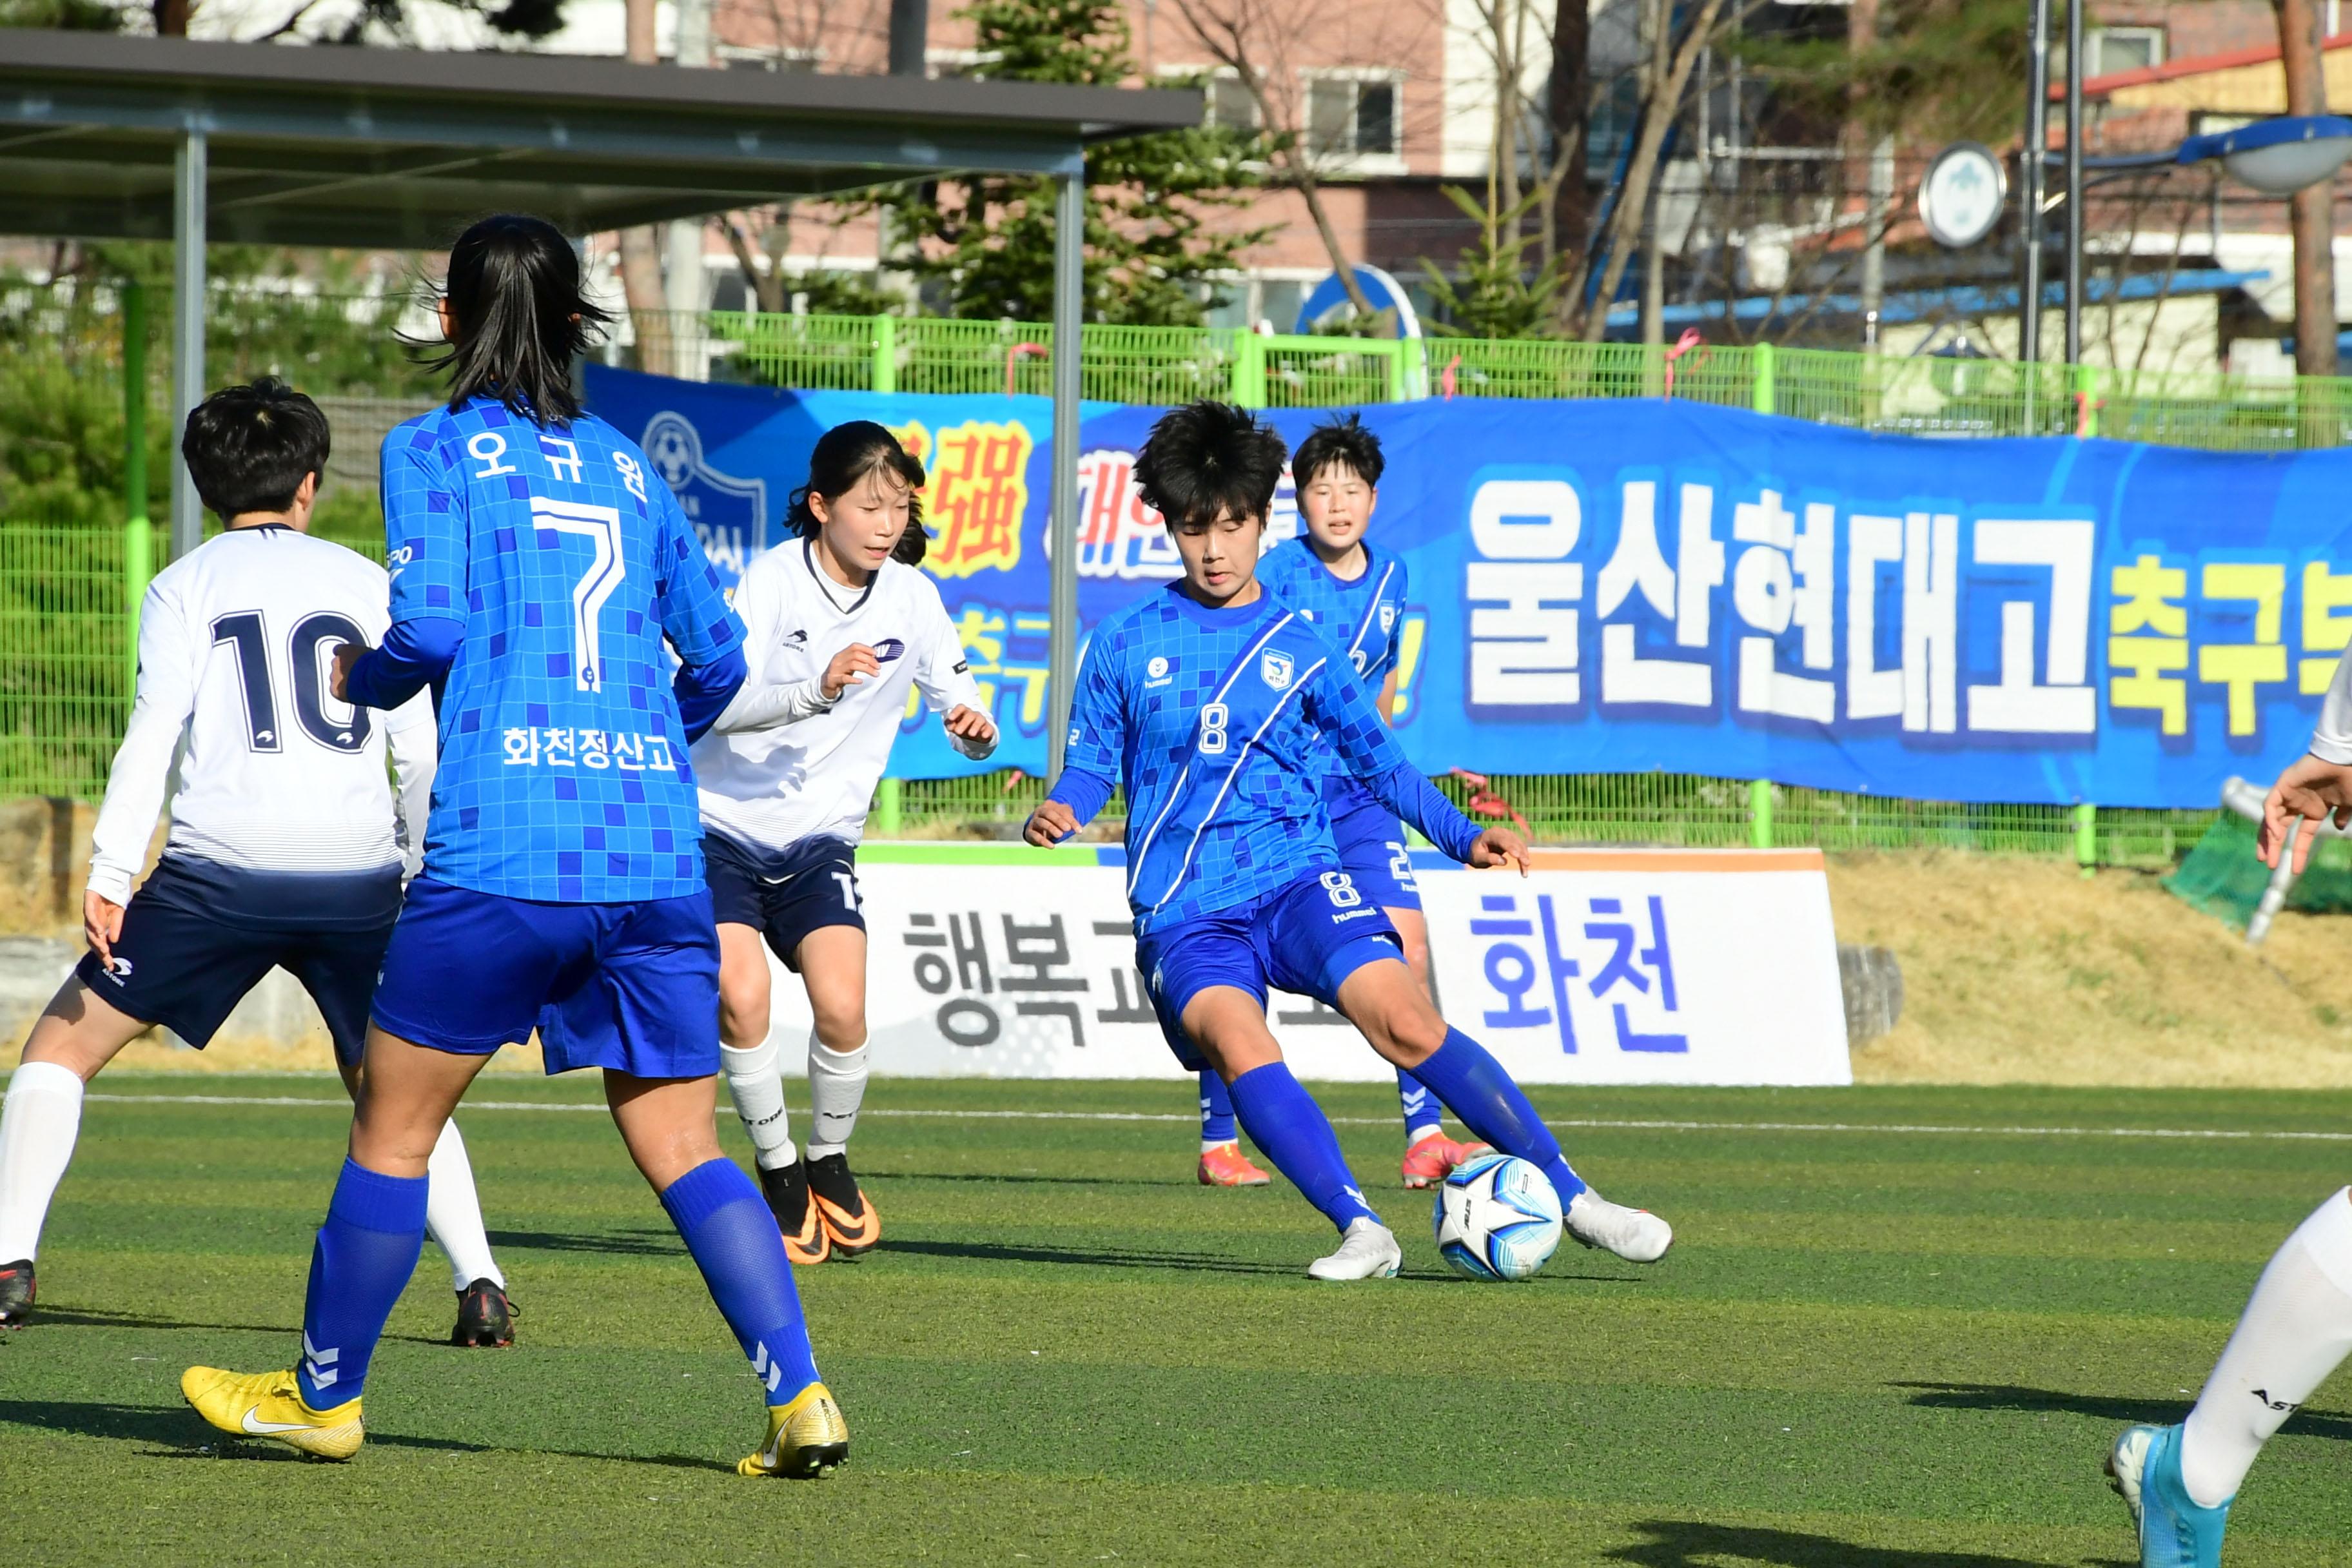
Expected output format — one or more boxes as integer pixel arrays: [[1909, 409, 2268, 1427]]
[[2175, 113, 2352, 197]]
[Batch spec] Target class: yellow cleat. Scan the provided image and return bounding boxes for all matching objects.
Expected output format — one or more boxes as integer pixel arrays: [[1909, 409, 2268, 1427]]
[[736, 1381, 848, 1479], [181, 1366, 364, 1461]]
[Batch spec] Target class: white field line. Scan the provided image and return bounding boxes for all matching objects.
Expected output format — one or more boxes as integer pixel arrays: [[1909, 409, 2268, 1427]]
[[28, 1092, 2352, 1144]]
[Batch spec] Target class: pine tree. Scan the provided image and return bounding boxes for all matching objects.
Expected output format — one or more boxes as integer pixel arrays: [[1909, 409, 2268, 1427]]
[[876, 0, 1275, 326]]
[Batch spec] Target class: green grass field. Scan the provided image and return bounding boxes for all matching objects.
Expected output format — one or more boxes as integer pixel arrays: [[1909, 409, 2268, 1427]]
[[5, 1073, 2351, 1566]]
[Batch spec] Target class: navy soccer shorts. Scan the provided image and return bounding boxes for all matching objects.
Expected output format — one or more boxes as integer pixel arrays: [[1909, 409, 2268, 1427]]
[[74, 855, 392, 1067], [1326, 783, 1422, 914], [701, 830, 864, 971], [370, 876, 722, 1079], [1132, 867, 1403, 1072]]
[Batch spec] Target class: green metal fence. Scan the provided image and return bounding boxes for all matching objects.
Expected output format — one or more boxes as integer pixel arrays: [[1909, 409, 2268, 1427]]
[[14, 285, 2352, 852]]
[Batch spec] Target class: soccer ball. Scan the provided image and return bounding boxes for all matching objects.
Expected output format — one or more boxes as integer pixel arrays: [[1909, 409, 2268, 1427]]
[[1433, 1153, 1564, 1281]]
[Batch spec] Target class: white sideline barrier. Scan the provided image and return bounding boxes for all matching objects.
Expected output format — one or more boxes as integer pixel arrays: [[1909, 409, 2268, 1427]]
[[766, 847, 1850, 1086]]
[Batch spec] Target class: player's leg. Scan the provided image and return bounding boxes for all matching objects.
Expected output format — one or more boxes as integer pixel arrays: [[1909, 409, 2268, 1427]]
[[0, 979, 152, 1324], [796, 923, 879, 1257], [606, 1069, 843, 1477], [1195, 1068, 1270, 1187], [1384, 905, 1488, 1189], [1181, 986, 1398, 1280], [1332, 956, 1672, 1263], [297, 921, 512, 1346], [5, 886, 277, 1325], [2108, 1187, 2352, 1567], [715, 919, 828, 1262]]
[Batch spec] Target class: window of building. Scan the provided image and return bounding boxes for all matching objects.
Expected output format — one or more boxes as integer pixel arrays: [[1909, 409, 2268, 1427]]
[[1305, 76, 1400, 159], [2089, 26, 2163, 76], [1207, 74, 1260, 132]]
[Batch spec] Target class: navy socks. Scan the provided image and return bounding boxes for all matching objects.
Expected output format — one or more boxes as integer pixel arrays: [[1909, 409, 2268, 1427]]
[[297, 1159, 428, 1408], [1225, 1063, 1379, 1232], [660, 1157, 821, 1405], [1409, 1028, 1589, 1202]]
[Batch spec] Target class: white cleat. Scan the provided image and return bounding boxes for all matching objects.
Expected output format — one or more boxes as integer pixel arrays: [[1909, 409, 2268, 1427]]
[[1565, 1188, 1674, 1263], [1308, 1217, 1404, 1280]]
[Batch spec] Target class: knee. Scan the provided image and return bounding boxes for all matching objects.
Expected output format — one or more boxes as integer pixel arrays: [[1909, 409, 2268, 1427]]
[[1386, 1001, 1449, 1067], [808, 994, 867, 1052], [718, 965, 771, 1049]]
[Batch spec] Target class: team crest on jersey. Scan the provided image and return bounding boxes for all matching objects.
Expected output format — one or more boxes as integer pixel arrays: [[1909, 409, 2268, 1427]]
[[1380, 604, 1398, 632], [1145, 655, 1173, 689], [873, 638, 906, 663], [1260, 651, 1295, 691]]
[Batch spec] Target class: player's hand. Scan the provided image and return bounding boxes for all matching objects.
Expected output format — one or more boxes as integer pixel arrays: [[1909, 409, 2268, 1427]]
[[1467, 826, 1532, 876], [83, 890, 124, 966], [1024, 799, 1079, 848], [822, 644, 882, 701], [942, 704, 997, 747], [2261, 753, 2352, 872], [330, 641, 369, 702]]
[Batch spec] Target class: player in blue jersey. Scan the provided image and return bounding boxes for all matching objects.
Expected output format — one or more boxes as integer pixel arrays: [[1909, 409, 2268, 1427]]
[[1024, 402, 1673, 1279], [179, 215, 847, 1478], [1199, 413, 1491, 1193]]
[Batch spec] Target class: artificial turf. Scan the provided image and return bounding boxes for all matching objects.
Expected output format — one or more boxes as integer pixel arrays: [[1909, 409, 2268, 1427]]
[[3, 1073, 2351, 1566]]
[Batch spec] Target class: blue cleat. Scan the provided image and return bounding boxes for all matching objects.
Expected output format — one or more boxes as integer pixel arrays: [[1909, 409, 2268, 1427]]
[[2108, 1423, 2231, 1567]]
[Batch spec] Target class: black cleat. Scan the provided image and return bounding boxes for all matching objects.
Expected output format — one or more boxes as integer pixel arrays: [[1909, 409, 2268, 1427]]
[[451, 1278, 515, 1347], [0, 1259, 32, 1327], [804, 1153, 879, 1258], [760, 1159, 828, 1266]]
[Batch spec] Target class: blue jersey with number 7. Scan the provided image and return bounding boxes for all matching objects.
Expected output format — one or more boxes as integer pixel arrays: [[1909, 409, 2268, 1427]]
[[382, 397, 743, 903]]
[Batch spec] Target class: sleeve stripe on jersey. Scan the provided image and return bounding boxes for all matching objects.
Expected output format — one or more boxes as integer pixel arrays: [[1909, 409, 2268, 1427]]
[[1348, 560, 1398, 665], [1145, 653, 1328, 915], [1124, 610, 1298, 900]]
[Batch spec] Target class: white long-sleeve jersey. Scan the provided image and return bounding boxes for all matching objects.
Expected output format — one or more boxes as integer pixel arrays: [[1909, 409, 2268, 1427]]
[[87, 525, 435, 923], [694, 540, 991, 850]]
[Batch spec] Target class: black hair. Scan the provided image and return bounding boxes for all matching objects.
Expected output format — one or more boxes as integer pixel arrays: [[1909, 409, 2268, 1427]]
[[429, 213, 610, 425], [1133, 401, 1287, 530], [789, 420, 927, 544], [181, 377, 330, 521], [1291, 411, 1385, 489]]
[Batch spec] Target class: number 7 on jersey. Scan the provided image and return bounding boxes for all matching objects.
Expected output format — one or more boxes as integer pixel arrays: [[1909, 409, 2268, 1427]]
[[529, 496, 625, 692]]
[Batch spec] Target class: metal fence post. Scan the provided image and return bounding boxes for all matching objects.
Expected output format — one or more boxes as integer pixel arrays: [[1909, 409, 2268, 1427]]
[[1231, 328, 1266, 409], [122, 280, 152, 691], [2074, 801, 2097, 874], [1749, 778, 1773, 848], [1752, 342, 1776, 416], [875, 778, 903, 836], [871, 313, 897, 395], [169, 126, 208, 561]]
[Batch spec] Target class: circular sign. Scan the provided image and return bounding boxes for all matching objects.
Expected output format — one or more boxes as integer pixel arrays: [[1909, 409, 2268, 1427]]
[[1917, 141, 2008, 250]]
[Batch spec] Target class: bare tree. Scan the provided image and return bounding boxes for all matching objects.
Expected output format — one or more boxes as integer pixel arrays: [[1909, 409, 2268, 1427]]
[[1167, 0, 1407, 322]]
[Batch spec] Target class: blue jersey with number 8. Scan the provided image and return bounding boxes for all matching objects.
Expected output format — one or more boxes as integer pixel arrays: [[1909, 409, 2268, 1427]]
[[383, 397, 743, 903]]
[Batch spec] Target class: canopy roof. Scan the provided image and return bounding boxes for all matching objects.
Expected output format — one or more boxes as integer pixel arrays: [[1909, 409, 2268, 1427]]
[[0, 30, 1202, 248]]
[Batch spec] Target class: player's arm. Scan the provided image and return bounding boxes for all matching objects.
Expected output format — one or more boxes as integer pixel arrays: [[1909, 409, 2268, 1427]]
[[703, 561, 876, 736], [84, 585, 196, 963], [1377, 559, 1407, 725], [1311, 660, 1527, 875], [1377, 665, 1402, 725], [648, 483, 750, 744], [914, 596, 997, 760], [1024, 635, 1121, 847], [340, 438, 466, 709], [2263, 645, 2352, 872], [384, 693, 437, 881]]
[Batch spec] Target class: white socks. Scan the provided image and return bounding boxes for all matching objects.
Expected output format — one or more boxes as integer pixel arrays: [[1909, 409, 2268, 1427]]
[[424, 1120, 503, 1292], [2180, 1186, 2352, 1507], [804, 1032, 868, 1161], [0, 1061, 84, 1263], [721, 1036, 798, 1172]]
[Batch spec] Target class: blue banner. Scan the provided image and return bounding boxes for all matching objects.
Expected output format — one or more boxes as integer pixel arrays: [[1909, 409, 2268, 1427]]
[[585, 363, 2352, 807]]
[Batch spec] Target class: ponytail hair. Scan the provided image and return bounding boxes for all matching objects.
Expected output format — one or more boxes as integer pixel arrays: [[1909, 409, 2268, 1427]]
[[428, 213, 611, 426], [788, 420, 928, 556]]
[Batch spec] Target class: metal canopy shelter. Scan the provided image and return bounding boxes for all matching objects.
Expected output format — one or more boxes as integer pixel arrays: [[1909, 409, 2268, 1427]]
[[0, 30, 1197, 773]]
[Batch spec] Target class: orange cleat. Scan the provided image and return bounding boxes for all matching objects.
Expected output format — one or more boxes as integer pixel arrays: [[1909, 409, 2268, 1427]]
[[1197, 1141, 1272, 1187], [1400, 1135, 1493, 1190], [760, 1159, 832, 1266]]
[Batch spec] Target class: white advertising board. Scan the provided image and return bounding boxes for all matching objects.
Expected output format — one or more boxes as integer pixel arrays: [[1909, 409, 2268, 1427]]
[[765, 847, 1849, 1086]]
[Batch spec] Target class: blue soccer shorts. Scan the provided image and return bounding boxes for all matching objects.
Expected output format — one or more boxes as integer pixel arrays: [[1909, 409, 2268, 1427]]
[[371, 876, 722, 1079], [1326, 783, 1422, 914], [1132, 867, 1403, 1072], [75, 854, 392, 1068], [702, 830, 863, 972]]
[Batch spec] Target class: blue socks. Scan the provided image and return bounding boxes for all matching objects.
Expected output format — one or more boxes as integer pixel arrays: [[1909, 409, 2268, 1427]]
[[1225, 1063, 1379, 1233], [297, 1159, 428, 1409], [1409, 1028, 1589, 1202], [1396, 1068, 1443, 1141], [1198, 1070, 1238, 1146], [660, 1156, 821, 1406]]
